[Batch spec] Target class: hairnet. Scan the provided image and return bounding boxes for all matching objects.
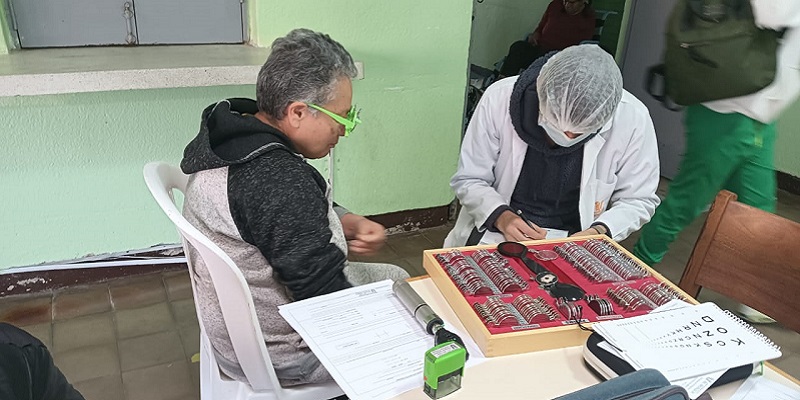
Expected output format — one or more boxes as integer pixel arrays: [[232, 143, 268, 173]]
[[537, 45, 623, 135]]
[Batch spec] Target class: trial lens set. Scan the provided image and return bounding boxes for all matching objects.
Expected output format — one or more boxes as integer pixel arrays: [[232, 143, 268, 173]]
[[433, 238, 686, 333]]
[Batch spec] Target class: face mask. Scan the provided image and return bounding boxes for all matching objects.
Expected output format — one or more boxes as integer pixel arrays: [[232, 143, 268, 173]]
[[539, 117, 594, 148]]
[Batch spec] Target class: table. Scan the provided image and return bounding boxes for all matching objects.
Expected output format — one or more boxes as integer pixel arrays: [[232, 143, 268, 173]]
[[390, 277, 800, 399]]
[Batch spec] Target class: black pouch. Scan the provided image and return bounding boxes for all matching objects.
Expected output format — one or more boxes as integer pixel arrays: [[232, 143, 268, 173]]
[[554, 368, 690, 400]]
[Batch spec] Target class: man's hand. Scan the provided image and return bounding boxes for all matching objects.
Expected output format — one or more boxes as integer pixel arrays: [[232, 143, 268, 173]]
[[340, 213, 387, 256], [495, 210, 546, 242]]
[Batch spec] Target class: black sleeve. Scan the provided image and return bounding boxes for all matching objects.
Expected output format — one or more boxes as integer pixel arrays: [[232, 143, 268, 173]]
[[484, 205, 514, 233], [591, 221, 613, 238], [0, 323, 86, 400], [228, 152, 352, 300]]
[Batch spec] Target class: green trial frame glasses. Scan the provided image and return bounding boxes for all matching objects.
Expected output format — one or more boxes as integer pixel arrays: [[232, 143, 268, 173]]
[[307, 103, 362, 137]]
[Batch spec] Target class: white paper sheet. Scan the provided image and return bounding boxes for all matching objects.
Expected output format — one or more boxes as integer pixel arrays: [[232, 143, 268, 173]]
[[278, 280, 484, 400], [730, 374, 800, 400], [545, 228, 569, 239], [596, 340, 726, 400], [595, 300, 725, 400], [477, 228, 569, 244]]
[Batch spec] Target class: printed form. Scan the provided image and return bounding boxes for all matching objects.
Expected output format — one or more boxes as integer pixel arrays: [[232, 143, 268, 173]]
[[279, 280, 483, 400], [730, 375, 800, 400]]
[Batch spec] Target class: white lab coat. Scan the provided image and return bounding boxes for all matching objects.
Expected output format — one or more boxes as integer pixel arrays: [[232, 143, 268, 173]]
[[704, 0, 800, 123], [443, 77, 661, 248]]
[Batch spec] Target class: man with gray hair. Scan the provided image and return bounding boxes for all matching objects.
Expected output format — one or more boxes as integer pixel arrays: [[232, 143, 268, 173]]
[[445, 44, 660, 247], [180, 28, 408, 387]]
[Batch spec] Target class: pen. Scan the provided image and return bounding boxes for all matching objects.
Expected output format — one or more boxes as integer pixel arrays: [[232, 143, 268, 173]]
[[516, 209, 537, 230], [516, 209, 544, 240]]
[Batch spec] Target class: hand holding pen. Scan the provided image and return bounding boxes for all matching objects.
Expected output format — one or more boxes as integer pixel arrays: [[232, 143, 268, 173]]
[[516, 209, 548, 240], [495, 209, 547, 242]]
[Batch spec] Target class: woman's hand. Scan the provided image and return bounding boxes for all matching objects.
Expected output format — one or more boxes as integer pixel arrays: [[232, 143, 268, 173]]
[[495, 210, 546, 242]]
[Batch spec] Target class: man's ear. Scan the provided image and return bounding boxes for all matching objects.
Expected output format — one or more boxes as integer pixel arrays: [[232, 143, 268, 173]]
[[284, 101, 309, 128]]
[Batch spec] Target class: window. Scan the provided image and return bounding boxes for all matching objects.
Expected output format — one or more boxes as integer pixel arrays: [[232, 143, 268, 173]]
[[7, 0, 244, 48]]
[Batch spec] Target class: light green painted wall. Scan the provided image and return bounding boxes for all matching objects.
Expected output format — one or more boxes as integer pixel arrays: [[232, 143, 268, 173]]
[[469, 0, 549, 69], [248, 1, 471, 217], [0, 1, 10, 54], [614, 0, 634, 63], [591, 0, 626, 56], [468, 0, 630, 69], [775, 101, 800, 175], [0, 2, 470, 269], [1, 87, 253, 268]]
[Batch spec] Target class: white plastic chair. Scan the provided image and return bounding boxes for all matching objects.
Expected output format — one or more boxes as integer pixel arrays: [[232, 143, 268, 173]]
[[143, 162, 345, 400]]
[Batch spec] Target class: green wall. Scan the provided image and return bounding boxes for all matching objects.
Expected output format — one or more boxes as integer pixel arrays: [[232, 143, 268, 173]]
[[469, 0, 629, 70], [1, 87, 252, 268], [469, 0, 549, 69], [591, 0, 627, 56], [0, 1, 10, 54], [615, 0, 634, 63], [0, 1, 471, 269], [248, 0, 470, 219], [249, 0, 471, 219], [776, 101, 800, 175]]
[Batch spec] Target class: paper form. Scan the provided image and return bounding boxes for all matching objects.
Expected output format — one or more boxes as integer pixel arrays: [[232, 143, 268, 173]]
[[279, 280, 484, 400], [597, 340, 726, 400], [545, 228, 569, 239], [730, 374, 800, 400], [477, 228, 568, 244]]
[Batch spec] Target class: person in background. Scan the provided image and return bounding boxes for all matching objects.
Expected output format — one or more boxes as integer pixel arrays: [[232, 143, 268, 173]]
[[498, 0, 596, 78], [0, 323, 85, 400], [445, 45, 660, 248], [633, 0, 800, 324], [181, 28, 409, 387]]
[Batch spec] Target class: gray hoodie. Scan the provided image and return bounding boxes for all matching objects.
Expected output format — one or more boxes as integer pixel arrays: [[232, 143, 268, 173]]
[[181, 98, 350, 386]]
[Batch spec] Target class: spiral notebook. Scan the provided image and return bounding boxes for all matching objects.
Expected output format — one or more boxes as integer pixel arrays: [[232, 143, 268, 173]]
[[592, 302, 782, 382]]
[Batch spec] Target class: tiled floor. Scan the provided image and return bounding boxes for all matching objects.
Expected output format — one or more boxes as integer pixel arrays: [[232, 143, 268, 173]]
[[1, 187, 799, 400], [0, 272, 200, 400]]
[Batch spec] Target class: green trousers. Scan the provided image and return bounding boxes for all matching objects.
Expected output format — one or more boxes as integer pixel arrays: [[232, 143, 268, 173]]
[[633, 105, 777, 266]]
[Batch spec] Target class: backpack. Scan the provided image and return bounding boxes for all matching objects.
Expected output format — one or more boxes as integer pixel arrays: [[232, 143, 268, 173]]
[[647, 0, 783, 110]]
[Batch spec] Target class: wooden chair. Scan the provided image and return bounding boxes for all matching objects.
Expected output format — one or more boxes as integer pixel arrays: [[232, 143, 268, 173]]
[[678, 190, 800, 333]]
